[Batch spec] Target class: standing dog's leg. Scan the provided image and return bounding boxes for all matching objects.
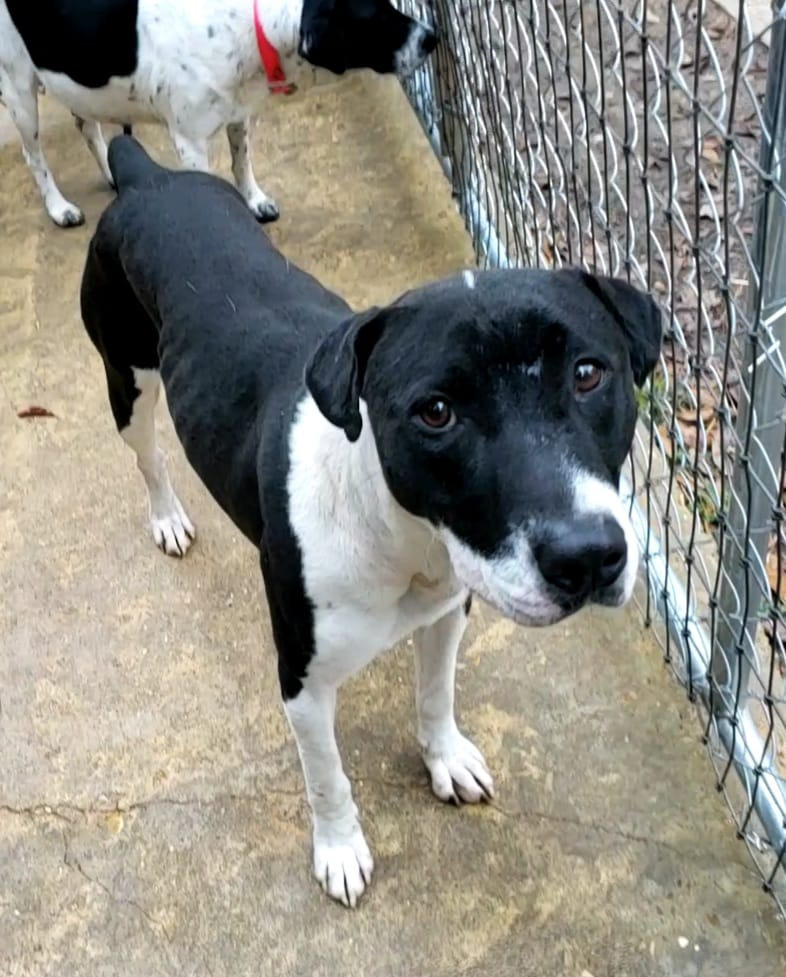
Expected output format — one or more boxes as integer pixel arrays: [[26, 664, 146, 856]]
[[413, 600, 495, 804], [284, 679, 374, 907], [82, 251, 195, 556], [74, 116, 114, 189], [226, 119, 279, 224], [0, 66, 84, 226], [117, 368, 196, 557], [170, 131, 210, 172]]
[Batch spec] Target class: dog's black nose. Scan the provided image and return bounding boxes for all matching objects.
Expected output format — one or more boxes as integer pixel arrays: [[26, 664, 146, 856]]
[[533, 517, 627, 600], [422, 27, 438, 54]]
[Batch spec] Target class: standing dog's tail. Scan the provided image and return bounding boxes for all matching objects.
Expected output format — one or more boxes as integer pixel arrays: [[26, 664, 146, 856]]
[[108, 135, 167, 194]]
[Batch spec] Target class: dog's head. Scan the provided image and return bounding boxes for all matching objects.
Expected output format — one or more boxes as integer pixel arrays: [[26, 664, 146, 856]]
[[306, 268, 661, 627], [298, 0, 437, 77]]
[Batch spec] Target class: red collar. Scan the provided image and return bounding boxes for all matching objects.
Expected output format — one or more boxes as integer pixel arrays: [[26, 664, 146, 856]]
[[253, 0, 296, 94]]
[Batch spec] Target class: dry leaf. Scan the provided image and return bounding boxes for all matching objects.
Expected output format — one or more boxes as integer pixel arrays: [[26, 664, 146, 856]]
[[17, 406, 56, 419]]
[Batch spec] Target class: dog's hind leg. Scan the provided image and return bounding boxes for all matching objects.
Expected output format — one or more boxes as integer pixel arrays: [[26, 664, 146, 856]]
[[169, 130, 210, 172], [115, 367, 196, 557], [226, 119, 279, 223], [0, 64, 84, 226], [82, 253, 195, 556], [74, 116, 114, 189], [413, 601, 495, 805]]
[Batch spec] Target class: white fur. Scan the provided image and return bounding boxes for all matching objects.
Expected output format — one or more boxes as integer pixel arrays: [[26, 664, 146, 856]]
[[0, 2, 84, 225], [285, 396, 489, 904], [393, 22, 431, 76], [122, 368, 195, 557], [462, 269, 475, 290], [284, 685, 373, 908], [441, 528, 565, 627], [414, 605, 494, 803], [441, 465, 639, 627], [0, 0, 428, 224], [571, 467, 639, 604], [283, 396, 637, 904], [74, 116, 114, 186]]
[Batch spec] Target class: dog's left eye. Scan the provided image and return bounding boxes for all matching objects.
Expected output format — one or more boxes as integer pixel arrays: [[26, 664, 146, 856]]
[[574, 360, 605, 395], [417, 398, 456, 430]]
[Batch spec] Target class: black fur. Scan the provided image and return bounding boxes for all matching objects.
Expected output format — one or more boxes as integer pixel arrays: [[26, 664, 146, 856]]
[[299, 0, 437, 74], [82, 137, 661, 694], [82, 138, 339, 696], [307, 266, 660, 567], [6, 0, 139, 88]]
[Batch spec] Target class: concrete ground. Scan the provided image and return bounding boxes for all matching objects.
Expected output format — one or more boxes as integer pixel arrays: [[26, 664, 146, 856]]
[[1, 74, 785, 977]]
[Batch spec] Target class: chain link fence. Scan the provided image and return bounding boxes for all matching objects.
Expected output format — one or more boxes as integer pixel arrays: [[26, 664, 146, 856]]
[[400, 0, 786, 914]]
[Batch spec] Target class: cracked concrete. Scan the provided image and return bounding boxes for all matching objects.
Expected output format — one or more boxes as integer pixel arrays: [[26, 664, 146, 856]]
[[2, 74, 786, 977]]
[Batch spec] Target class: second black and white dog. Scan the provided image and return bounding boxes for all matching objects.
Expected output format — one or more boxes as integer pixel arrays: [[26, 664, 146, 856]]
[[0, 0, 435, 226], [81, 137, 661, 907]]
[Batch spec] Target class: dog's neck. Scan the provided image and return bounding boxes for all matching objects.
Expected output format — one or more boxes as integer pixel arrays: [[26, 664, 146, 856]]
[[288, 397, 452, 590], [232, 0, 343, 91], [224, 0, 304, 84], [254, 0, 303, 57]]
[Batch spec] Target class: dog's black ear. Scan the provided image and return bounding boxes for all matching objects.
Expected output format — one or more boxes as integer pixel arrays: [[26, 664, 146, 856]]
[[577, 270, 662, 386], [305, 307, 386, 442]]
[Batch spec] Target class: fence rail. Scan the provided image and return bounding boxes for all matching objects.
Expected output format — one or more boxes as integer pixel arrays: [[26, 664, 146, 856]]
[[401, 0, 786, 913]]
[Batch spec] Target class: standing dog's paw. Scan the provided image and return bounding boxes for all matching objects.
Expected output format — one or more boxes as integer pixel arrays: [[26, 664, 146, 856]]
[[313, 828, 374, 908], [149, 495, 195, 557], [246, 192, 280, 224], [50, 201, 85, 228], [421, 729, 495, 805]]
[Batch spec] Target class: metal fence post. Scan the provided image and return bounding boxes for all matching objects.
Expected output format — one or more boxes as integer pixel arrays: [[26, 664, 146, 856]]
[[712, 1, 786, 846]]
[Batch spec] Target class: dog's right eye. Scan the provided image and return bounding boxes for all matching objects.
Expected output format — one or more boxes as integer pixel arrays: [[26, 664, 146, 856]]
[[416, 397, 456, 431], [574, 360, 605, 395]]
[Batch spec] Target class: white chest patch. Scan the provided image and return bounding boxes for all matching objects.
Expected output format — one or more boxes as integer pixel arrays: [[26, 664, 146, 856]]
[[286, 396, 465, 685]]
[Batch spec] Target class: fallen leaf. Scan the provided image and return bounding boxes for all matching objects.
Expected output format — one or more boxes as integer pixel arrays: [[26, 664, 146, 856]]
[[17, 406, 56, 419]]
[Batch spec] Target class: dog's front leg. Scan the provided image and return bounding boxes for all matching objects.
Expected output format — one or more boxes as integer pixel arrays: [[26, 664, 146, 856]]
[[284, 680, 373, 908], [226, 120, 279, 224], [414, 601, 495, 804]]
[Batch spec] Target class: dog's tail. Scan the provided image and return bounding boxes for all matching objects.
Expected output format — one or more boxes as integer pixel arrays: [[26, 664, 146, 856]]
[[108, 134, 167, 194]]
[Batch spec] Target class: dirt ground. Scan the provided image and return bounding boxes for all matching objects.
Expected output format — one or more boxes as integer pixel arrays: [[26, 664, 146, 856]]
[[1, 73, 786, 977]]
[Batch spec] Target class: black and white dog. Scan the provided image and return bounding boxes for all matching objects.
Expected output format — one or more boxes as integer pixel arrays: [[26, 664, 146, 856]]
[[81, 138, 661, 907], [0, 0, 435, 226]]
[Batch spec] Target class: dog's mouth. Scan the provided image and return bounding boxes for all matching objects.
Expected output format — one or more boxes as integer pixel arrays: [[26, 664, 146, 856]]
[[475, 578, 631, 628], [442, 524, 635, 628], [588, 580, 630, 609], [442, 538, 565, 627], [394, 23, 438, 78], [479, 588, 569, 628]]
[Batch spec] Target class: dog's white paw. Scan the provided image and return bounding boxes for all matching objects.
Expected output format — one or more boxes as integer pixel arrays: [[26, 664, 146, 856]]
[[149, 497, 195, 558], [313, 827, 374, 908], [421, 729, 495, 805], [246, 191, 279, 224], [49, 199, 85, 228]]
